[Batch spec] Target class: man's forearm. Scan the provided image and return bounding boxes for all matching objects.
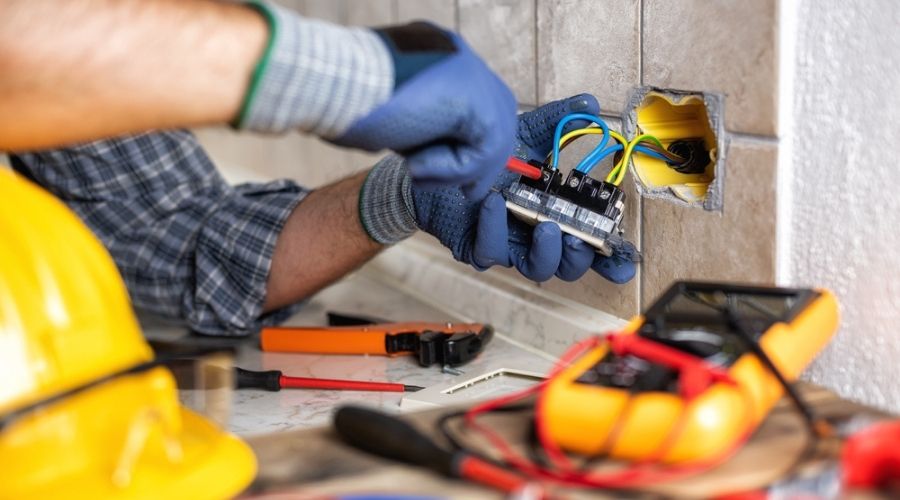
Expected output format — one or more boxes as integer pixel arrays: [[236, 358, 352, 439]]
[[263, 171, 384, 312], [0, 0, 266, 151]]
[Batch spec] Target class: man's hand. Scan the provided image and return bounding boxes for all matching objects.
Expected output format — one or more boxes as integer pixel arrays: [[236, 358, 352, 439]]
[[333, 23, 517, 200], [412, 94, 638, 283]]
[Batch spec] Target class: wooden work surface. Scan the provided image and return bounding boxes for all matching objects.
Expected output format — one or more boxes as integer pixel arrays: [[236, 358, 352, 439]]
[[244, 383, 891, 499]]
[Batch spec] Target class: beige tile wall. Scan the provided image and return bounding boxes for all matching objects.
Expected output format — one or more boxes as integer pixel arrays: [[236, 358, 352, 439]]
[[537, 0, 640, 115], [201, 0, 781, 323], [459, 0, 537, 105], [639, 0, 779, 307], [397, 0, 456, 28], [641, 139, 778, 305], [642, 0, 778, 136], [346, 0, 395, 26]]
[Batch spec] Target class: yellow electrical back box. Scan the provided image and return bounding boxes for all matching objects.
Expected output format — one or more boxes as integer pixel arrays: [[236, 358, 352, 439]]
[[625, 89, 723, 208], [539, 282, 838, 464]]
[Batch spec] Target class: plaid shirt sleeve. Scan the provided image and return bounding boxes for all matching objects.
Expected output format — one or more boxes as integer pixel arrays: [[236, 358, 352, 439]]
[[9, 130, 308, 336]]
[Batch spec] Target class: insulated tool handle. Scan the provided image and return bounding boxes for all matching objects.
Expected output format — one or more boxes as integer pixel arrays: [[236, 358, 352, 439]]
[[235, 367, 282, 391], [506, 156, 543, 179], [335, 405, 455, 475], [334, 406, 526, 493], [261, 328, 389, 354], [260, 322, 485, 355], [235, 368, 422, 392], [280, 376, 411, 393]]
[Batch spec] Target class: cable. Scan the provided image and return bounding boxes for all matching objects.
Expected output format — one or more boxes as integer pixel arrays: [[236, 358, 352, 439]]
[[633, 145, 673, 163], [545, 127, 627, 176], [568, 132, 688, 181], [546, 127, 614, 173], [550, 114, 610, 170], [551, 127, 627, 162], [581, 145, 622, 172], [607, 134, 667, 185], [574, 131, 627, 173], [438, 404, 533, 467], [547, 124, 690, 184]]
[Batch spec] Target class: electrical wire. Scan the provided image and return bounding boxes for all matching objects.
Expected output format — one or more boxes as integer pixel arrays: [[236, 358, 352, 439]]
[[639, 142, 687, 164], [549, 126, 688, 183], [549, 114, 610, 170], [548, 127, 627, 164], [527, 112, 692, 187], [574, 131, 627, 173], [633, 145, 675, 163], [545, 127, 626, 175], [545, 127, 601, 166], [607, 134, 667, 185]]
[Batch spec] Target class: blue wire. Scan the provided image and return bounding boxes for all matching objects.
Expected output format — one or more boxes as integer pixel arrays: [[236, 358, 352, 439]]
[[633, 145, 671, 162], [577, 145, 622, 173], [550, 113, 610, 170], [578, 145, 673, 175]]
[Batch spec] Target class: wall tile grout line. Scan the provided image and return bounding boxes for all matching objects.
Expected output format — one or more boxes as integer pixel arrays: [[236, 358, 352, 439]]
[[533, 0, 539, 106], [638, 0, 644, 87], [638, 0, 646, 310], [599, 111, 620, 121], [728, 131, 780, 144]]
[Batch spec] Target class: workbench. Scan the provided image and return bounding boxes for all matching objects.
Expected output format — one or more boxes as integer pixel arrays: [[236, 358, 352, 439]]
[[142, 269, 892, 498], [142, 271, 555, 436], [245, 383, 889, 498]]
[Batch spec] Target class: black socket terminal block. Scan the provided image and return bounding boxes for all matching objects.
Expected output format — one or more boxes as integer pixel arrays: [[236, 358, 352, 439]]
[[666, 139, 711, 174], [557, 170, 626, 224], [503, 162, 627, 256], [519, 159, 564, 193]]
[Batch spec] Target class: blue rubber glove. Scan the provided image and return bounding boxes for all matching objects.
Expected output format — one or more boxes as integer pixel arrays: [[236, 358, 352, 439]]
[[334, 23, 517, 200], [413, 94, 638, 283]]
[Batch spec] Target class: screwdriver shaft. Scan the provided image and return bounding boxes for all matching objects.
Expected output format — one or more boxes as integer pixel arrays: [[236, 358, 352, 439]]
[[280, 375, 419, 392]]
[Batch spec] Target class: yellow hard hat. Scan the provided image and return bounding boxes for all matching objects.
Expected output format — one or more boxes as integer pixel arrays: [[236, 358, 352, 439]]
[[0, 168, 256, 499]]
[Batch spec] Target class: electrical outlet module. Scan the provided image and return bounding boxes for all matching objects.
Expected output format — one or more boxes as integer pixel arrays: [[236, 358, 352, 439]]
[[504, 160, 627, 256]]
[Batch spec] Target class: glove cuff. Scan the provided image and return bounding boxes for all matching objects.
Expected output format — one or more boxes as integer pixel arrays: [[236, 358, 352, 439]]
[[359, 155, 417, 245], [236, 1, 394, 138]]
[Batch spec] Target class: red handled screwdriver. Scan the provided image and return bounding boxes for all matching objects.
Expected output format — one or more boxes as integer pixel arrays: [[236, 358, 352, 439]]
[[235, 368, 424, 393]]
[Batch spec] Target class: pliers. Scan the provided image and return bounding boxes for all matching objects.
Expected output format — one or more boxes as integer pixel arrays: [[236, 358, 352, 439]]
[[260, 311, 494, 370]]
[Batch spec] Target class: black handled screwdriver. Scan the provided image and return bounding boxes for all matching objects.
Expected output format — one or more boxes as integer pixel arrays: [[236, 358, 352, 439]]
[[334, 405, 528, 493]]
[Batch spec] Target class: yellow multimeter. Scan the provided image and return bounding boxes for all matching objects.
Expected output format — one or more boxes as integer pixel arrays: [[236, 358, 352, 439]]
[[539, 282, 839, 464]]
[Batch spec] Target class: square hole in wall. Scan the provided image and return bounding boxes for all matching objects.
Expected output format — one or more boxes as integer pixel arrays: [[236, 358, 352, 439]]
[[622, 88, 726, 211]]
